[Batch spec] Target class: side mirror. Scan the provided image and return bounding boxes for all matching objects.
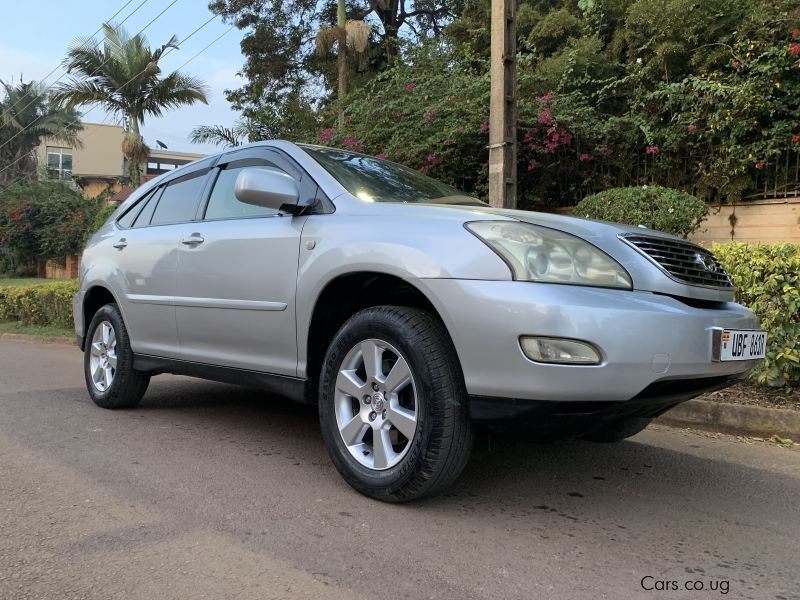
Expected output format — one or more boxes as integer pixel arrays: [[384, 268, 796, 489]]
[[234, 167, 300, 212]]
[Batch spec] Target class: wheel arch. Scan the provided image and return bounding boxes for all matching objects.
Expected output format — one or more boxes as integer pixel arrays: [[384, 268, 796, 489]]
[[80, 285, 121, 349], [303, 271, 457, 398]]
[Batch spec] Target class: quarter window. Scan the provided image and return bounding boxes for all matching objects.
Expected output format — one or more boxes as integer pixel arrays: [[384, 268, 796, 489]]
[[46, 147, 73, 180], [150, 173, 206, 225], [204, 159, 285, 220], [132, 189, 160, 228]]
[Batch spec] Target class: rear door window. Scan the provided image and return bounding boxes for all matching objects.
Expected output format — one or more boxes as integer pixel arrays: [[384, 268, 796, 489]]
[[150, 173, 207, 226]]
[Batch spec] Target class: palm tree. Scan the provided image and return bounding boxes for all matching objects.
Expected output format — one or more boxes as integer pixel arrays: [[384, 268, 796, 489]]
[[0, 80, 82, 185], [53, 23, 209, 187], [189, 123, 246, 149]]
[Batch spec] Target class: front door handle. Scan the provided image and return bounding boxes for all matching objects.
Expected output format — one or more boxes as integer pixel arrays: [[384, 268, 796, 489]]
[[112, 238, 127, 250], [181, 234, 205, 246]]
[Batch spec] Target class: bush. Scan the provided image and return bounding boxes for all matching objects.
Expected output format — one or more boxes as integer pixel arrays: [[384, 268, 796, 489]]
[[91, 201, 119, 233], [575, 186, 708, 237], [0, 180, 98, 276], [0, 280, 78, 328], [712, 243, 800, 388]]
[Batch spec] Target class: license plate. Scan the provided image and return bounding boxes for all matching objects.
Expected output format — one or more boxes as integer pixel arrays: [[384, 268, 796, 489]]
[[713, 329, 767, 361]]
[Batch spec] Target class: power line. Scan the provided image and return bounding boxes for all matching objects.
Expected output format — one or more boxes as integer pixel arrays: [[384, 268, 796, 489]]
[[0, 0, 137, 116], [0, 0, 147, 120], [0, 15, 227, 187], [0, 0, 162, 155]]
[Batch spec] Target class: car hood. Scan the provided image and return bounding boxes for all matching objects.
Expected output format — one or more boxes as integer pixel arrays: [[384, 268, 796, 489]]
[[340, 200, 734, 303]]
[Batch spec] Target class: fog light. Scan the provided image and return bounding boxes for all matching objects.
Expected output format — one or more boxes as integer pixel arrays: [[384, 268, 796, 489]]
[[519, 336, 601, 365]]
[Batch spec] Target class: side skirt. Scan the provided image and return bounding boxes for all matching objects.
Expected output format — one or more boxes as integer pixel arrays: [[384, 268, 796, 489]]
[[132, 354, 309, 404]]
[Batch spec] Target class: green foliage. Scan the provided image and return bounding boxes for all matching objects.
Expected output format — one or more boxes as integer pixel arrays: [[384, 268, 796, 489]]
[[91, 202, 119, 233], [0, 181, 96, 275], [575, 186, 708, 236], [318, 44, 493, 197], [712, 243, 800, 388], [0, 280, 78, 328]]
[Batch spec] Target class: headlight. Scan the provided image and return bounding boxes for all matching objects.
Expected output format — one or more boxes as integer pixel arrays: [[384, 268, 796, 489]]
[[466, 221, 632, 289]]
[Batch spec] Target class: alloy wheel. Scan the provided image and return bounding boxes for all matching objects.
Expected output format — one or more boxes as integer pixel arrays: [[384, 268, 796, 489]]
[[334, 338, 418, 470]]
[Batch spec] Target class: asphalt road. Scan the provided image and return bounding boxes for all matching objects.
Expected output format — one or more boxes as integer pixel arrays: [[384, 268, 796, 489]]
[[1, 339, 799, 600]]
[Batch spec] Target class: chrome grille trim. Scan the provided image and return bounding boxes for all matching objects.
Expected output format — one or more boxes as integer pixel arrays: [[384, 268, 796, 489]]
[[619, 234, 733, 289]]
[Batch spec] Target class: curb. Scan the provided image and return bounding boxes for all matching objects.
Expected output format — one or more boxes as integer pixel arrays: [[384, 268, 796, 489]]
[[0, 332, 75, 346], [656, 399, 800, 439]]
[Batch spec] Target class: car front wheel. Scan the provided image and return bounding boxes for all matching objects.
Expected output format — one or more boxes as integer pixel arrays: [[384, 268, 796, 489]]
[[318, 306, 473, 502], [84, 303, 150, 409]]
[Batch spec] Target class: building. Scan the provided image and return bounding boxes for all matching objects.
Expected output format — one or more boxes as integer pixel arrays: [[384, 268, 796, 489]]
[[36, 122, 204, 199]]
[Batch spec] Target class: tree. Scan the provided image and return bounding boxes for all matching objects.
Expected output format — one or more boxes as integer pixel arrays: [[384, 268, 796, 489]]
[[208, 0, 458, 135], [53, 23, 209, 187], [0, 80, 82, 185]]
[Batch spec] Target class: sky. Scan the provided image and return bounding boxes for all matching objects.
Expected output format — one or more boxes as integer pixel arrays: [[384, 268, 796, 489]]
[[0, 0, 245, 154]]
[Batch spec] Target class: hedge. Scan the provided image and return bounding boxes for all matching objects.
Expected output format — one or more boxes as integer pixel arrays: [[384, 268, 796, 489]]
[[712, 243, 800, 388], [575, 186, 709, 238], [0, 280, 78, 329]]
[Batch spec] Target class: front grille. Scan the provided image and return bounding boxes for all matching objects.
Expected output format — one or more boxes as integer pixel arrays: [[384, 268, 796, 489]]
[[621, 234, 733, 289]]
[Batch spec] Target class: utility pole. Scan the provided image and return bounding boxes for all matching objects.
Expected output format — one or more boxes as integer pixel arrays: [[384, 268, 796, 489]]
[[488, 0, 517, 208]]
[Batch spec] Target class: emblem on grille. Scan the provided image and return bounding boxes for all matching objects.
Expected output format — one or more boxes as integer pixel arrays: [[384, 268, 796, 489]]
[[693, 252, 715, 272]]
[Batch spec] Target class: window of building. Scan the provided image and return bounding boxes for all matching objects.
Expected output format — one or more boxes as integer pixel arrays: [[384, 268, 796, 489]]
[[46, 147, 73, 180]]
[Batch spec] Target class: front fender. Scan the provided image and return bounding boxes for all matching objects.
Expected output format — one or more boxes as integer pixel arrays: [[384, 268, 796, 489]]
[[295, 214, 511, 376]]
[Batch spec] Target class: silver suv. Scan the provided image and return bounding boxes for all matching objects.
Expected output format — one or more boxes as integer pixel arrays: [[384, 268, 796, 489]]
[[74, 141, 764, 501]]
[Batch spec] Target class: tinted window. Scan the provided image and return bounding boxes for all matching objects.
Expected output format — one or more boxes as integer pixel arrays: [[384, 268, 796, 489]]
[[132, 188, 161, 228], [150, 174, 206, 225], [205, 159, 285, 220], [301, 145, 484, 205]]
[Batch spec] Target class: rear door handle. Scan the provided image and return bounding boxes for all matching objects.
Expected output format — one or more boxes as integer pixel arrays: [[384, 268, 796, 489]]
[[112, 238, 127, 250], [181, 234, 205, 246]]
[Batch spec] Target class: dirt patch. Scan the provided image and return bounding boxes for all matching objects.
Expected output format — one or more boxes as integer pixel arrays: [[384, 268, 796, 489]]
[[697, 382, 800, 411]]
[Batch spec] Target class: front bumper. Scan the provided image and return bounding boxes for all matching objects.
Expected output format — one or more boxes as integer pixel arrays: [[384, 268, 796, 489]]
[[414, 279, 759, 403]]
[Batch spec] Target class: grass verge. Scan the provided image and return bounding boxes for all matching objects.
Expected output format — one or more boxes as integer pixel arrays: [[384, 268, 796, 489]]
[[0, 320, 73, 339]]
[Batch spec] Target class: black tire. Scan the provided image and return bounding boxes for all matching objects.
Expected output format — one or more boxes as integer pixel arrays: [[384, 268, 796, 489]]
[[582, 417, 652, 443], [319, 306, 473, 502], [83, 303, 150, 409]]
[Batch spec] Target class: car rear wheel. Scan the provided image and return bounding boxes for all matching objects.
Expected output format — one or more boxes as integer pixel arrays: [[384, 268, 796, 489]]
[[84, 303, 150, 409], [582, 417, 652, 443], [318, 306, 473, 502]]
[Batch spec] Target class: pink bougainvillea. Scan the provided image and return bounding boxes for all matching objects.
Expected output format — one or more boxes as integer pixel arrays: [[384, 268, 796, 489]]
[[755, 161, 765, 170], [792, 134, 800, 144], [374, 153, 387, 160], [687, 124, 698, 131], [318, 128, 335, 143], [537, 110, 553, 126], [479, 121, 489, 133], [444, 138, 453, 146], [426, 154, 437, 163], [422, 111, 437, 123], [645, 145, 660, 155], [405, 82, 417, 91], [578, 153, 592, 162]]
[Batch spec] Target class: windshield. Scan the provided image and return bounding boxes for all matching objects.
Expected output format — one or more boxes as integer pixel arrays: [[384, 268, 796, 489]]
[[301, 145, 485, 205]]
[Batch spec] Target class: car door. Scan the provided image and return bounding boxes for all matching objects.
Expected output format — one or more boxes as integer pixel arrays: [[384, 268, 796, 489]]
[[174, 148, 312, 376]]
